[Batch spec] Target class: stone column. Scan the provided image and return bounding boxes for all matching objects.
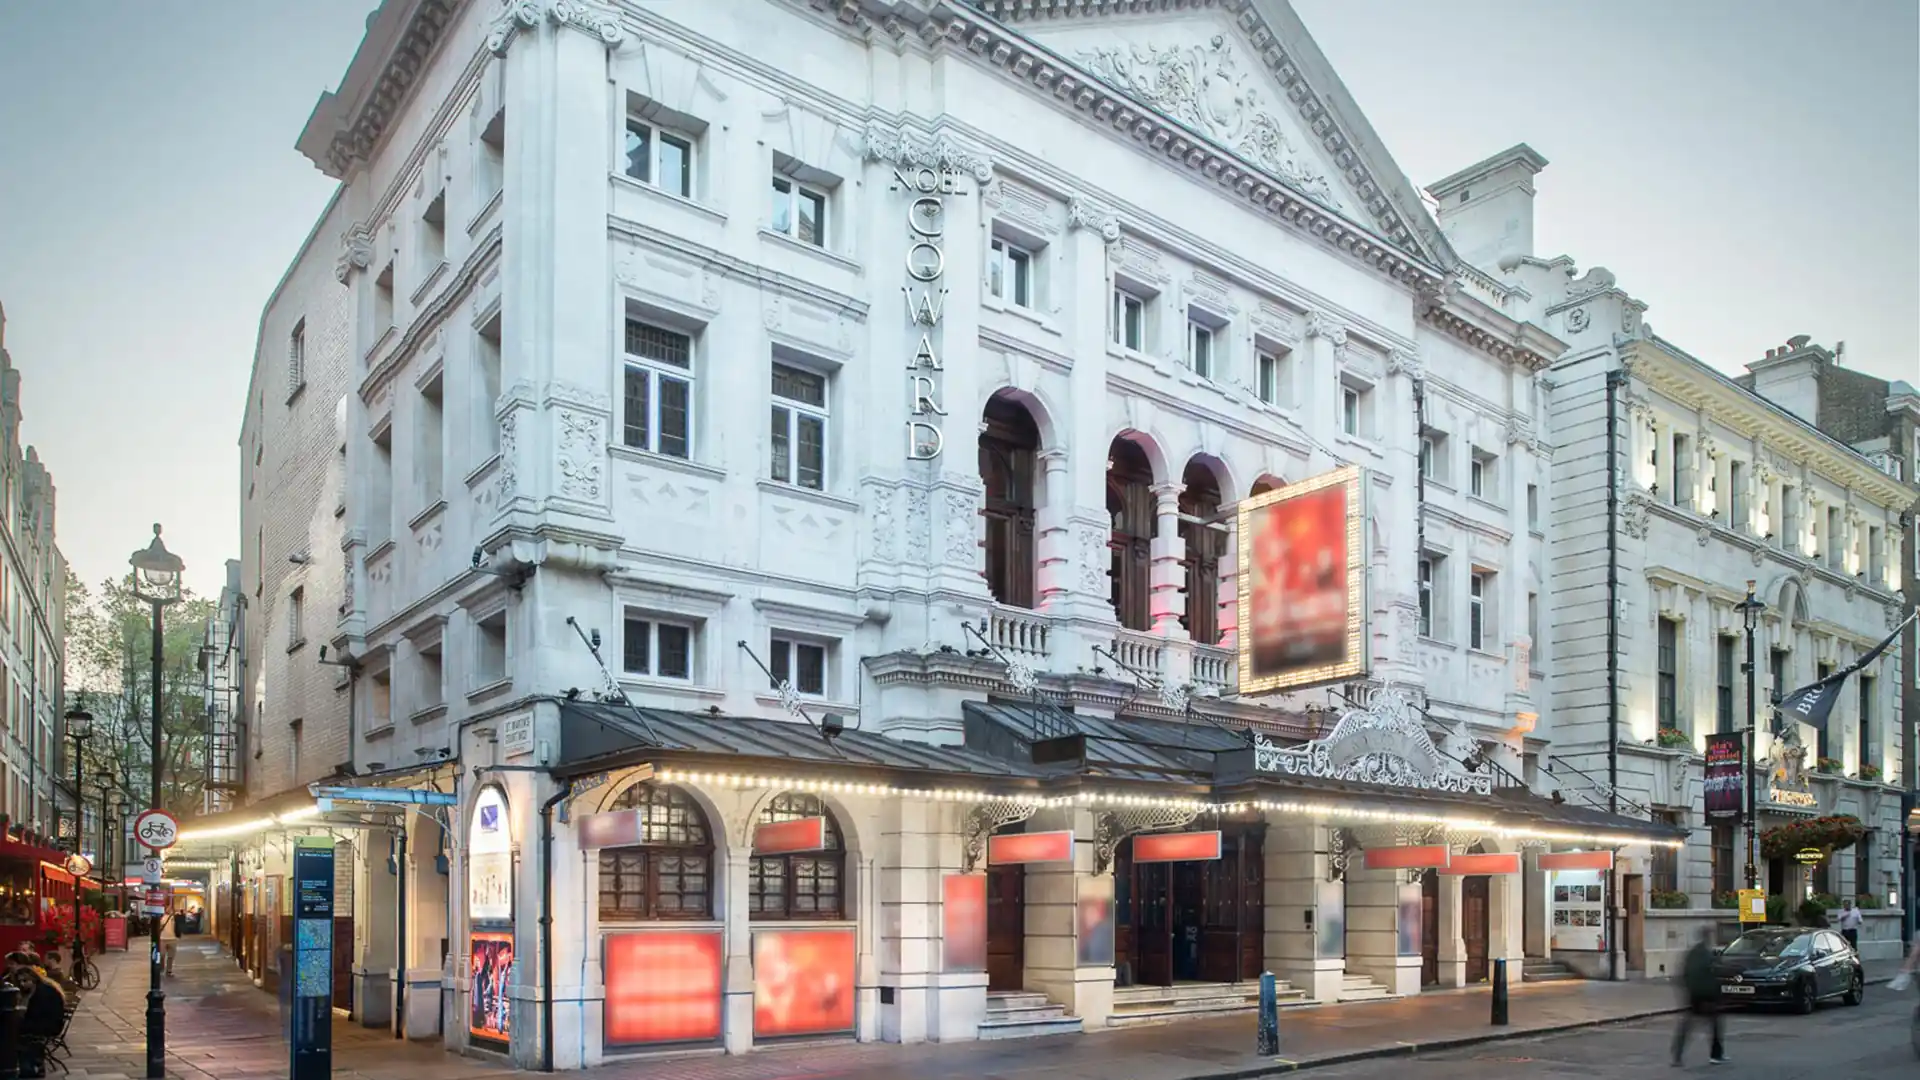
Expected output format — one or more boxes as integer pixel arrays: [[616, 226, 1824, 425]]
[[1149, 483, 1187, 641], [1491, 870, 1525, 968], [1436, 873, 1466, 987], [1342, 863, 1408, 992], [1022, 807, 1112, 1028], [1056, 204, 1123, 667], [1215, 513, 1239, 654], [402, 811, 450, 1042], [355, 826, 398, 1027], [720, 848, 754, 1054], [1264, 823, 1344, 1003], [881, 798, 977, 1044], [1035, 448, 1074, 611]]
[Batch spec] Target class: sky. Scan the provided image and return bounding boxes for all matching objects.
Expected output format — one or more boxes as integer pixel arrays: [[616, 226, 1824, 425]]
[[0, 0, 1914, 601]]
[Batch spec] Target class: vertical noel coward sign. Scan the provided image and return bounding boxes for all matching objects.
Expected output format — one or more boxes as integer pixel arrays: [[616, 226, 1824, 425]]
[[899, 163, 966, 460], [1703, 733, 1744, 820]]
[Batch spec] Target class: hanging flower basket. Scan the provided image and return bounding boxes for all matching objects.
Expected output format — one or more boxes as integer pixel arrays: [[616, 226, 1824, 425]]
[[1760, 814, 1866, 860]]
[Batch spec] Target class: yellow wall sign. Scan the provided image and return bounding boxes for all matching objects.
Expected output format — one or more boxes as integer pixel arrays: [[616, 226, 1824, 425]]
[[1737, 889, 1767, 923], [1793, 847, 1825, 866]]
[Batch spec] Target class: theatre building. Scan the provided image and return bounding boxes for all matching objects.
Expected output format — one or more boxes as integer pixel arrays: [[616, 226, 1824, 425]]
[[188, 0, 1677, 1069]]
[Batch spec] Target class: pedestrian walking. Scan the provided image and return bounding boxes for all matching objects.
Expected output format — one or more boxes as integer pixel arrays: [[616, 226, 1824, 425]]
[[1836, 898, 1863, 952], [1672, 925, 1726, 1067]]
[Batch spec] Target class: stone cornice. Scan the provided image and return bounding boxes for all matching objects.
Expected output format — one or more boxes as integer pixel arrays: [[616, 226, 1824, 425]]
[[1625, 339, 1918, 511], [1421, 285, 1564, 373], [608, 215, 872, 320], [488, 0, 625, 56], [909, 3, 1447, 292], [299, 0, 462, 181]]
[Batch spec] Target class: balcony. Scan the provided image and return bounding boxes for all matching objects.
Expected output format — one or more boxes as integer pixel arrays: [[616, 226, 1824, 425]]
[[1191, 642, 1236, 694], [1110, 629, 1165, 675], [987, 604, 1051, 658]]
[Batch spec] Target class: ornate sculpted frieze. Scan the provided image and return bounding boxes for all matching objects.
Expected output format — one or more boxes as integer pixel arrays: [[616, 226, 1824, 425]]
[[1072, 35, 1342, 211], [859, 121, 995, 184], [555, 409, 605, 501], [488, 0, 625, 57], [336, 224, 376, 284], [1078, 523, 1108, 593], [1252, 683, 1492, 796], [1386, 346, 1425, 382], [1067, 196, 1122, 244]]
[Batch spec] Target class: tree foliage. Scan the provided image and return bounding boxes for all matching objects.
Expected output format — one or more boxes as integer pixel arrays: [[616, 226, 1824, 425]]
[[62, 567, 217, 817]]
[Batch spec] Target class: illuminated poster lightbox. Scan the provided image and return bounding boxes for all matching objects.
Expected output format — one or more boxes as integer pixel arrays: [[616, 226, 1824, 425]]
[[1236, 465, 1369, 695]]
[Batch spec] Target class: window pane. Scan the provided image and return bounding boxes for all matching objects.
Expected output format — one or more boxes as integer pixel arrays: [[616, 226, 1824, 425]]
[[988, 244, 1005, 298], [770, 405, 791, 483], [771, 363, 826, 407], [623, 617, 650, 674], [624, 122, 651, 182], [623, 367, 651, 450], [659, 133, 691, 198], [656, 623, 692, 679], [797, 414, 826, 490], [657, 375, 690, 459], [798, 189, 825, 246], [797, 643, 825, 696], [771, 176, 792, 234], [1010, 249, 1030, 305], [1124, 298, 1142, 348], [749, 857, 786, 917], [625, 320, 691, 368], [770, 640, 791, 687]]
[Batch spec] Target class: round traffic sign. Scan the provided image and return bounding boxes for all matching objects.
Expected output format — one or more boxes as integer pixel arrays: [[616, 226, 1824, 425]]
[[134, 809, 180, 851]]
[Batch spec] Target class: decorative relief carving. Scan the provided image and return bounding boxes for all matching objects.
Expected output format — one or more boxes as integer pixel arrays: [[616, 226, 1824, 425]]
[[556, 410, 604, 501], [1252, 683, 1492, 796], [869, 486, 897, 562], [1094, 807, 1204, 875], [1565, 266, 1618, 301], [628, 476, 711, 521], [1386, 347, 1425, 381], [985, 176, 1057, 237], [859, 121, 994, 184], [495, 410, 518, 505], [1253, 301, 1295, 340], [944, 489, 977, 565], [340, 550, 355, 616], [1073, 35, 1342, 209], [336, 224, 375, 284], [768, 504, 847, 546], [1068, 196, 1122, 245], [1565, 306, 1591, 333], [1186, 270, 1231, 312], [1305, 310, 1347, 346], [1621, 489, 1651, 540], [962, 802, 1041, 874], [1079, 524, 1108, 593], [488, 0, 624, 56], [905, 487, 932, 563]]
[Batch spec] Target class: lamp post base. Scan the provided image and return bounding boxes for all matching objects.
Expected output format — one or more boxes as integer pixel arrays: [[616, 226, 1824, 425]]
[[146, 985, 166, 1078]]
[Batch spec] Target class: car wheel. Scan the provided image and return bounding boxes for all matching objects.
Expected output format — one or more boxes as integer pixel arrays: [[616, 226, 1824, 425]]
[[1844, 972, 1864, 1006], [1796, 977, 1817, 1014]]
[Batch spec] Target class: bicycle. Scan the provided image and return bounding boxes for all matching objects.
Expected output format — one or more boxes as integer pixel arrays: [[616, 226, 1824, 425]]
[[73, 953, 99, 992]]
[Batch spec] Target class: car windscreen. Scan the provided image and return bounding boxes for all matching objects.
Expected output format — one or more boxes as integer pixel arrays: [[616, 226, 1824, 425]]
[[1723, 932, 1808, 959]]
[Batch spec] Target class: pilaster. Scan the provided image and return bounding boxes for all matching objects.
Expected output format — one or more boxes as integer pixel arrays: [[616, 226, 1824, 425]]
[[1149, 483, 1187, 640]]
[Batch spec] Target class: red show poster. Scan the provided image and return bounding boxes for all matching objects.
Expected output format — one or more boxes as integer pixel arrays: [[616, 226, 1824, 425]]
[[753, 928, 856, 1038], [604, 931, 724, 1046], [1246, 482, 1351, 680], [469, 932, 515, 1044], [942, 874, 986, 973]]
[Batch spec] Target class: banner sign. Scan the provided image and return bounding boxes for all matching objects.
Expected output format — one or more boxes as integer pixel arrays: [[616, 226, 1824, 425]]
[[1237, 465, 1368, 695], [753, 817, 827, 856], [941, 874, 986, 974], [1538, 850, 1614, 872], [753, 929, 856, 1038], [604, 931, 724, 1046], [290, 836, 334, 1080], [1440, 852, 1522, 876], [1703, 733, 1745, 820], [1362, 845, 1450, 871], [987, 831, 1074, 865], [1131, 831, 1224, 863]]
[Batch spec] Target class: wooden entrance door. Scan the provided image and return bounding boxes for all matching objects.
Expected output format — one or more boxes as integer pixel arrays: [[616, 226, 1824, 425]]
[[1133, 860, 1173, 986], [1462, 876, 1491, 984], [986, 865, 1026, 991], [1420, 870, 1439, 987]]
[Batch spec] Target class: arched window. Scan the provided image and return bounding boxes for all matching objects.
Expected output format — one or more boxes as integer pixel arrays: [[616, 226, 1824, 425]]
[[597, 783, 713, 921], [979, 394, 1041, 608], [749, 793, 845, 920], [1180, 461, 1224, 645], [1107, 438, 1155, 631]]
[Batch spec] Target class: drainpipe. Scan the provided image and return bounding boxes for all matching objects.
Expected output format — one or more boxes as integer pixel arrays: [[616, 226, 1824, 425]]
[[1414, 377, 1428, 588], [1604, 367, 1626, 981], [538, 782, 572, 1073], [393, 827, 408, 1040]]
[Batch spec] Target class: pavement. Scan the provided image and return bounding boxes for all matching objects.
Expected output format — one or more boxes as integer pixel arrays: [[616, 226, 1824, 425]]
[[46, 940, 1907, 1080]]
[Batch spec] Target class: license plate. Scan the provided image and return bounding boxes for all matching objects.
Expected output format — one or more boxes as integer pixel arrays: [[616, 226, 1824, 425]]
[[1723, 984, 1755, 994]]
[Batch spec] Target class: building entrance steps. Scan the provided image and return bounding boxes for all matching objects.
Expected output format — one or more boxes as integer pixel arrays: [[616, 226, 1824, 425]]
[[980, 990, 1084, 1038], [1109, 980, 1307, 1027], [1333, 972, 1396, 1002], [1522, 956, 1583, 982]]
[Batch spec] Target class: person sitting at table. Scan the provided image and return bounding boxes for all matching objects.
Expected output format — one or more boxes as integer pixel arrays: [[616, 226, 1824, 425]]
[[13, 964, 67, 1078]]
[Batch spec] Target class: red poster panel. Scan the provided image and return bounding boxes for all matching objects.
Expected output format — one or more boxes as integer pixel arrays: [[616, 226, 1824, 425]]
[[753, 929, 856, 1038], [754, 817, 827, 856], [1132, 831, 1224, 863], [604, 931, 724, 1046], [943, 874, 986, 973], [1440, 853, 1522, 876], [1539, 851, 1615, 872], [104, 916, 127, 950], [1237, 466, 1367, 695], [469, 932, 515, 1044], [1361, 845, 1451, 871], [576, 810, 641, 851], [987, 831, 1074, 866]]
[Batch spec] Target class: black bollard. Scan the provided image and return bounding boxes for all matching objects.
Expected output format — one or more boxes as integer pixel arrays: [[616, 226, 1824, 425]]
[[1256, 971, 1280, 1055], [1491, 957, 1510, 1026], [0, 980, 20, 1080]]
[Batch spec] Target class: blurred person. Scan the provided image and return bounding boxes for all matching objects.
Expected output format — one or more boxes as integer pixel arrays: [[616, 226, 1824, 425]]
[[14, 963, 68, 1078], [1671, 925, 1726, 1067], [1836, 898, 1863, 952]]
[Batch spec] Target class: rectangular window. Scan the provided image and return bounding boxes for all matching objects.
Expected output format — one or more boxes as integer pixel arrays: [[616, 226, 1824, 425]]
[[1112, 289, 1145, 351], [1186, 319, 1214, 378], [1418, 557, 1435, 638], [1470, 450, 1495, 500], [287, 588, 305, 648], [478, 108, 505, 201], [770, 174, 826, 246], [1825, 505, 1841, 567], [1855, 833, 1873, 903], [288, 319, 306, 392], [1769, 648, 1788, 712], [370, 427, 394, 545], [374, 262, 395, 330], [419, 373, 445, 507], [1781, 484, 1799, 548], [1858, 675, 1875, 773], [1867, 525, 1883, 581], [1257, 351, 1282, 405], [988, 237, 1032, 308], [1526, 483, 1540, 529], [1715, 635, 1736, 734], [1419, 435, 1436, 480], [769, 637, 827, 697], [1468, 571, 1488, 651], [370, 670, 392, 727], [476, 312, 503, 458], [1728, 460, 1747, 529], [1657, 617, 1679, 733], [622, 615, 693, 680], [1670, 432, 1690, 508], [475, 610, 508, 686], [622, 318, 694, 459], [420, 190, 446, 270], [769, 362, 827, 490], [1527, 591, 1539, 649], [1341, 386, 1361, 436], [1710, 822, 1735, 900], [624, 118, 693, 198], [1650, 809, 1682, 894]]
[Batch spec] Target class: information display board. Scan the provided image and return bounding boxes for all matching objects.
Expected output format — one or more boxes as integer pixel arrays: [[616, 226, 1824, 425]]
[[290, 837, 334, 1080], [1549, 868, 1607, 952]]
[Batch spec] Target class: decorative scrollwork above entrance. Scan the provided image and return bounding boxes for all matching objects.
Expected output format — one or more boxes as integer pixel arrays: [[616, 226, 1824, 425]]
[[1328, 827, 1355, 882], [961, 801, 1042, 874], [1252, 684, 1494, 796], [1092, 807, 1205, 875]]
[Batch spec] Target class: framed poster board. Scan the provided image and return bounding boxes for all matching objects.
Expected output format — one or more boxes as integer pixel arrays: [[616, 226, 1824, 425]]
[[1549, 870, 1607, 951]]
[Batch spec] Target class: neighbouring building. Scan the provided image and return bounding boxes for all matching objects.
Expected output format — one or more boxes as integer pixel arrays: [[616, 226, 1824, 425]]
[[178, 0, 1677, 1070], [0, 303, 69, 850], [1432, 148, 1919, 977]]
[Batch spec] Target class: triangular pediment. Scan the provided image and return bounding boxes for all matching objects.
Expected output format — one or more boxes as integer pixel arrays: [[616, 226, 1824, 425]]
[[968, 0, 1449, 265]]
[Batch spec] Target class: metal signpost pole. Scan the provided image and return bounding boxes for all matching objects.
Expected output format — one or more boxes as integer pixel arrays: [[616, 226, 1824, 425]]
[[146, 599, 167, 1080]]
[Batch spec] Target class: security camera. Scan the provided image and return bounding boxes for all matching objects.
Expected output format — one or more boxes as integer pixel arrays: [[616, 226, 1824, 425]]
[[318, 645, 328, 662]]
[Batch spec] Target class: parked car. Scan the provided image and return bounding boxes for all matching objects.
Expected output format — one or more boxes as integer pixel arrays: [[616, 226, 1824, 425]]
[[1713, 926, 1864, 1013]]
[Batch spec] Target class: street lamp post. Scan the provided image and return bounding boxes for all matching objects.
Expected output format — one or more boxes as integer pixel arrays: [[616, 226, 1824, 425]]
[[111, 796, 128, 912], [1737, 580, 1767, 890], [65, 709, 92, 984], [98, 771, 114, 912], [130, 524, 183, 1080]]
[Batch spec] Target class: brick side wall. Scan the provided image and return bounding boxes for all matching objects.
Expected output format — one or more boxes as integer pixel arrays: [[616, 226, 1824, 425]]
[[240, 194, 354, 802]]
